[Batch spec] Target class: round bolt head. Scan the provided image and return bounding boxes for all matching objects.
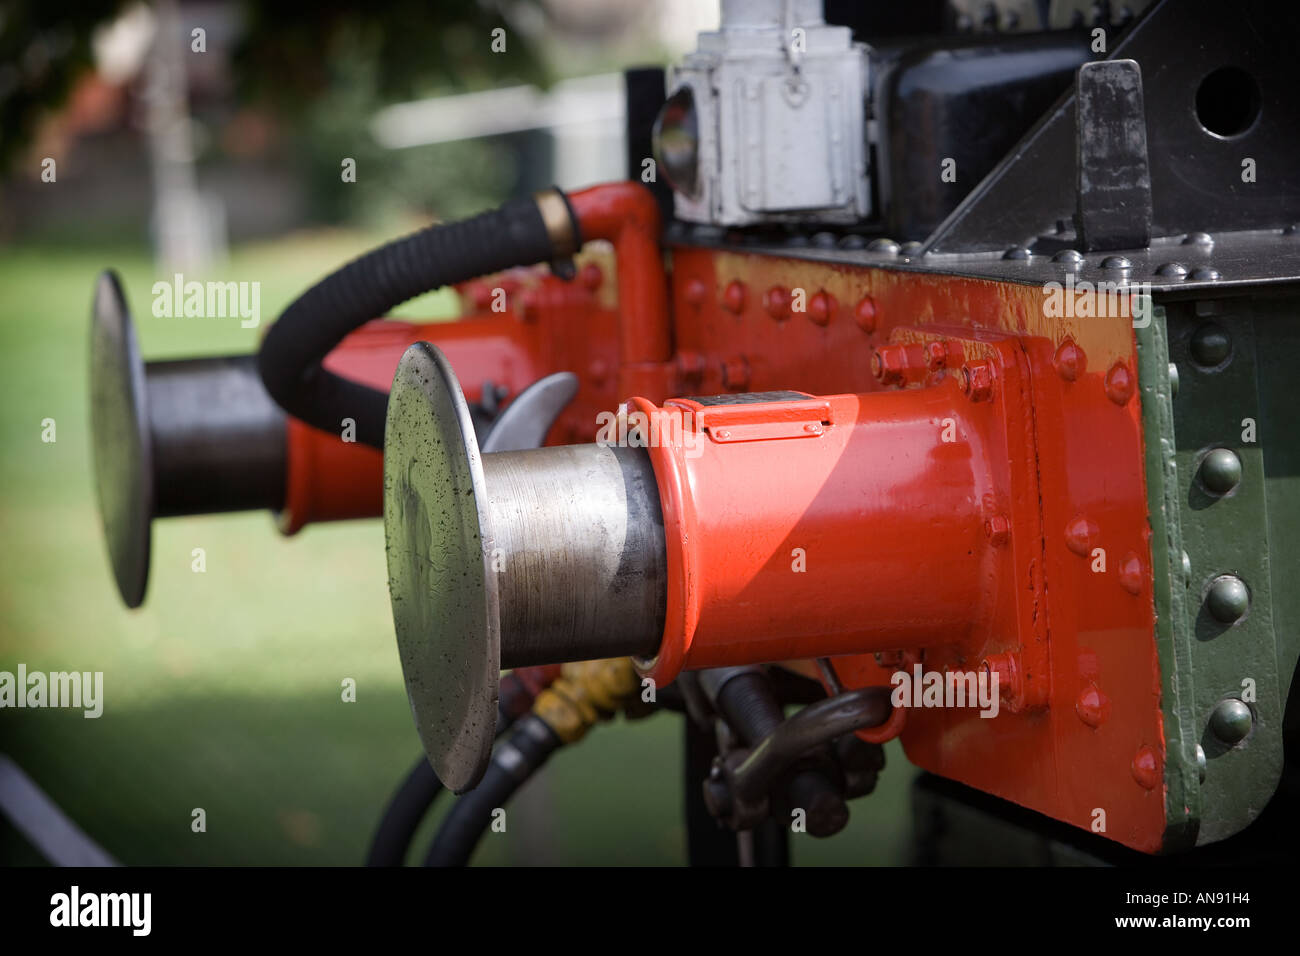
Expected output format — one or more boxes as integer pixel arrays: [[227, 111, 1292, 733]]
[[1200, 447, 1242, 494], [1209, 699, 1253, 745], [1190, 323, 1231, 367], [1206, 574, 1249, 624]]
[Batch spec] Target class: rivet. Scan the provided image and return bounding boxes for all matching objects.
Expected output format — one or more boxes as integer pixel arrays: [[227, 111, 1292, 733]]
[[1064, 515, 1098, 557], [867, 238, 900, 255], [722, 280, 747, 314], [1182, 231, 1214, 247], [1189, 266, 1222, 282], [764, 286, 791, 319], [838, 234, 866, 250], [1101, 255, 1131, 270], [714, 429, 731, 440], [1181, 550, 1192, 584], [1190, 322, 1231, 366], [811, 231, 838, 248], [1155, 261, 1188, 278], [900, 241, 925, 256], [1132, 746, 1161, 790], [1196, 744, 1207, 781], [683, 277, 707, 305], [1052, 249, 1083, 266], [803, 422, 823, 434], [1076, 685, 1110, 728], [1168, 362, 1180, 397], [854, 296, 878, 333], [1199, 447, 1242, 494], [1002, 246, 1031, 260], [1206, 574, 1249, 624], [808, 291, 836, 326], [1054, 339, 1086, 382], [1209, 699, 1253, 745], [1104, 361, 1134, 405], [1119, 552, 1144, 595]]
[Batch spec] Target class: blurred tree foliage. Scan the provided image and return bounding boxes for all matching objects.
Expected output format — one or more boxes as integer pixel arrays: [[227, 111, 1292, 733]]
[[0, 2, 127, 172], [234, 2, 547, 107], [233, 1, 551, 221], [3, 1, 550, 220]]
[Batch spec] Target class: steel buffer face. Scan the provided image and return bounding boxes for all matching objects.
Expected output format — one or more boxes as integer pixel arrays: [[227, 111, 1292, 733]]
[[384, 343, 500, 793]]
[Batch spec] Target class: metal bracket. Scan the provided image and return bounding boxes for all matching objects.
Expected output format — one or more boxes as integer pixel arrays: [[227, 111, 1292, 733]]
[[1075, 59, 1152, 252]]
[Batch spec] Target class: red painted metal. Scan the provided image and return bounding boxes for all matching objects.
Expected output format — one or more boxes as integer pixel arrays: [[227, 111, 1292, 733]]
[[630, 380, 997, 684], [646, 248, 1161, 852], [567, 183, 674, 399], [271, 181, 1163, 851]]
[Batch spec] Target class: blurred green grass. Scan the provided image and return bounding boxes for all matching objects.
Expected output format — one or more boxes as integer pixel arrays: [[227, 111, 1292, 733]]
[[0, 236, 915, 865]]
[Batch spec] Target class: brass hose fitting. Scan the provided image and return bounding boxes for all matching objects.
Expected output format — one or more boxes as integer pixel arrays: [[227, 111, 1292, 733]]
[[531, 658, 642, 745], [533, 187, 582, 259]]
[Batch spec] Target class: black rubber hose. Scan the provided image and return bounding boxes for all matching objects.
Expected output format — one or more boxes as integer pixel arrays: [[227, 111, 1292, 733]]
[[423, 714, 561, 867], [257, 195, 570, 448], [367, 670, 543, 866], [365, 756, 442, 867]]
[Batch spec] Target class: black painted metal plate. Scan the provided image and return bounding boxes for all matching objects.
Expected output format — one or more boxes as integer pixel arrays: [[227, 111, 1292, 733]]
[[89, 270, 153, 609]]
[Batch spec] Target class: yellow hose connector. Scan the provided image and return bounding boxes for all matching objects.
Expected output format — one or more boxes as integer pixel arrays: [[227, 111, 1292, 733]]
[[531, 658, 643, 744]]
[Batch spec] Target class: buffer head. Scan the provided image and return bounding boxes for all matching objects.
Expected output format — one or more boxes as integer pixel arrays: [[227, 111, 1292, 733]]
[[384, 342, 500, 793], [90, 270, 153, 609]]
